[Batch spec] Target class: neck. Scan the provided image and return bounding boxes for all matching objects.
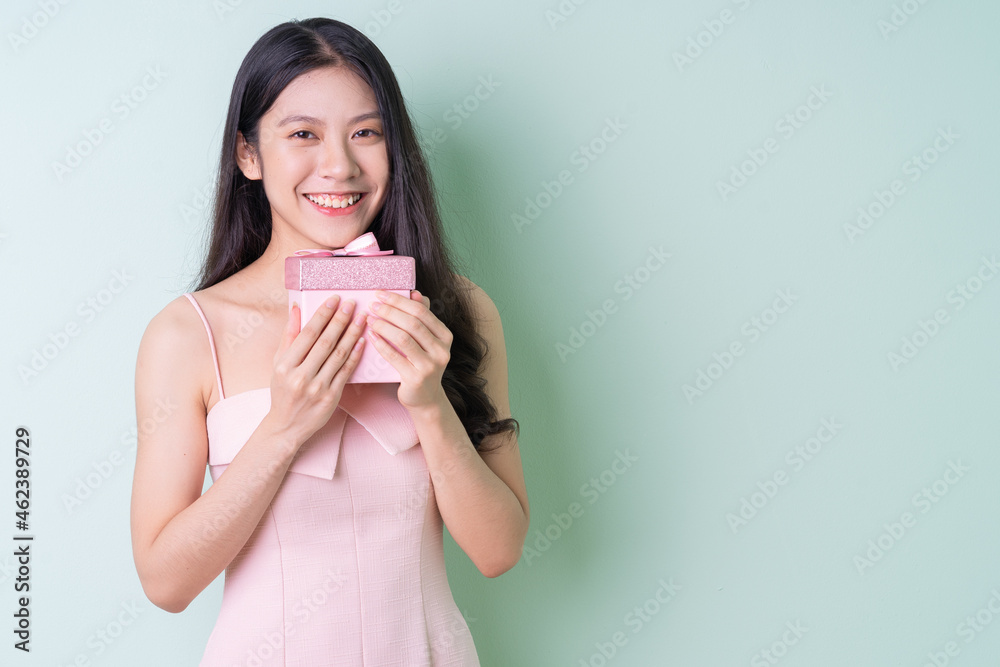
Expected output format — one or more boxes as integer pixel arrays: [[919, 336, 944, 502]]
[[246, 236, 293, 291]]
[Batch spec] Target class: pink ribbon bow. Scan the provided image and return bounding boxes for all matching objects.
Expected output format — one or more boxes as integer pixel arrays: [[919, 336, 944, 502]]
[[293, 231, 394, 257]]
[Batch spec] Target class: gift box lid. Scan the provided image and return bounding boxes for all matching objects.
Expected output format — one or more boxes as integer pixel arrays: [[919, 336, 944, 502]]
[[284, 233, 415, 290], [285, 254, 415, 290]]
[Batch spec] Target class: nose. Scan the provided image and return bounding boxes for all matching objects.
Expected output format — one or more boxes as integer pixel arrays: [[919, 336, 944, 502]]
[[318, 138, 360, 180]]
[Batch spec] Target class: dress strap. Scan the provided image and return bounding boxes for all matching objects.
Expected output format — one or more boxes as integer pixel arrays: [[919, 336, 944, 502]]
[[182, 293, 226, 400]]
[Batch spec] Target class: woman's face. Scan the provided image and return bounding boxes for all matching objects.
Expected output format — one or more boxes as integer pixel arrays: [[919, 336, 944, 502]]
[[236, 66, 390, 252]]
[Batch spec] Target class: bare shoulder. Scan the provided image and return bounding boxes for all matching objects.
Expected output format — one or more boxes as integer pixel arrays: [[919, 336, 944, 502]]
[[140, 294, 204, 354], [451, 274, 501, 324], [140, 293, 210, 353], [449, 273, 511, 412], [135, 292, 214, 413], [140, 275, 261, 356]]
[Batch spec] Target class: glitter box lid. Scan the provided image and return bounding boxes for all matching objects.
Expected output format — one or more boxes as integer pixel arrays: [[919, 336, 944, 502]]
[[284, 255, 416, 290]]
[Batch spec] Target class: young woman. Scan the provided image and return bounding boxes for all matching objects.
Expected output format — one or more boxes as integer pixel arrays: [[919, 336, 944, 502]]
[[129, 17, 529, 665]]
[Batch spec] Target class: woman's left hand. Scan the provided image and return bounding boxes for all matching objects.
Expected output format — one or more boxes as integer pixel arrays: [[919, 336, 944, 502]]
[[365, 289, 452, 410]]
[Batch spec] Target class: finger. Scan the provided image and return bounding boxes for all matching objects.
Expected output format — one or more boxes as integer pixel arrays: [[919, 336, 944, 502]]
[[316, 307, 368, 385], [366, 306, 437, 359], [410, 290, 431, 309], [278, 302, 301, 355], [369, 292, 444, 358], [366, 327, 410, 375], [373, 290, 449, 342], [367, 316, 434, 377], [284, 295, 341, 367], [300, 298, 358, 378], [331, 333, 367, 387]]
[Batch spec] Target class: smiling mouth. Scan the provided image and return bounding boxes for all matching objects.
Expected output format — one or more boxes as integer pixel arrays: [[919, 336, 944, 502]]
[[304, 192, 364, 209]]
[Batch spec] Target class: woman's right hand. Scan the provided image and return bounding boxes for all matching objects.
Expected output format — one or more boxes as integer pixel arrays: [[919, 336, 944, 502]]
[[265, 295, 367, 448]]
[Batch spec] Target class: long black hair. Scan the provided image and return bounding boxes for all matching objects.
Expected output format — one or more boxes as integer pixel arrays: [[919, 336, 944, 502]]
[[192, 17, 518, 452]]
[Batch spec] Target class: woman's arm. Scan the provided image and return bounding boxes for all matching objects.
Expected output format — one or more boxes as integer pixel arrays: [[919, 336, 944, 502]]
[[130, 294, 366, 612], [393, 279, 530, 577], [129, 297, 302, 613]]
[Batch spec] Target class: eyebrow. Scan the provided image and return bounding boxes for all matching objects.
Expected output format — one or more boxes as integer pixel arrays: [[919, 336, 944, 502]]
[[276, 111, 381, 127]]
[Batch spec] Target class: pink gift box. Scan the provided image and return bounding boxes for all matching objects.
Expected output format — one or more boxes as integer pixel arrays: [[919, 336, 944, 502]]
[[284, 234, 415, 384]]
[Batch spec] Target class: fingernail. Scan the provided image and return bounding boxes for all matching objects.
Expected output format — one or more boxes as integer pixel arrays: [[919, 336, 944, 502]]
[[353, 313, 366, 326], [370, 301, 381, 312], [325, 295, 339, 308], [341, 299, 355, 314]]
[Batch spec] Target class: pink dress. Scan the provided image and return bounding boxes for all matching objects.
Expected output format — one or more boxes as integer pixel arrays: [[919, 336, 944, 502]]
[[182, 293, 480, 666]]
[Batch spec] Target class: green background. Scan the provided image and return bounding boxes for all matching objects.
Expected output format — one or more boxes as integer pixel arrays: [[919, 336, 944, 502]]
[[2, 0, 999, 664]]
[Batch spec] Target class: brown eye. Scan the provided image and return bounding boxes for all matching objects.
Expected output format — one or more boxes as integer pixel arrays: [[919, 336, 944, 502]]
[[291, 130, 315, 139]]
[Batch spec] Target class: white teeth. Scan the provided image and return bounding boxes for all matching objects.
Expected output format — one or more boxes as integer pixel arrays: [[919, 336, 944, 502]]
[[306, 193, 361, 208]]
